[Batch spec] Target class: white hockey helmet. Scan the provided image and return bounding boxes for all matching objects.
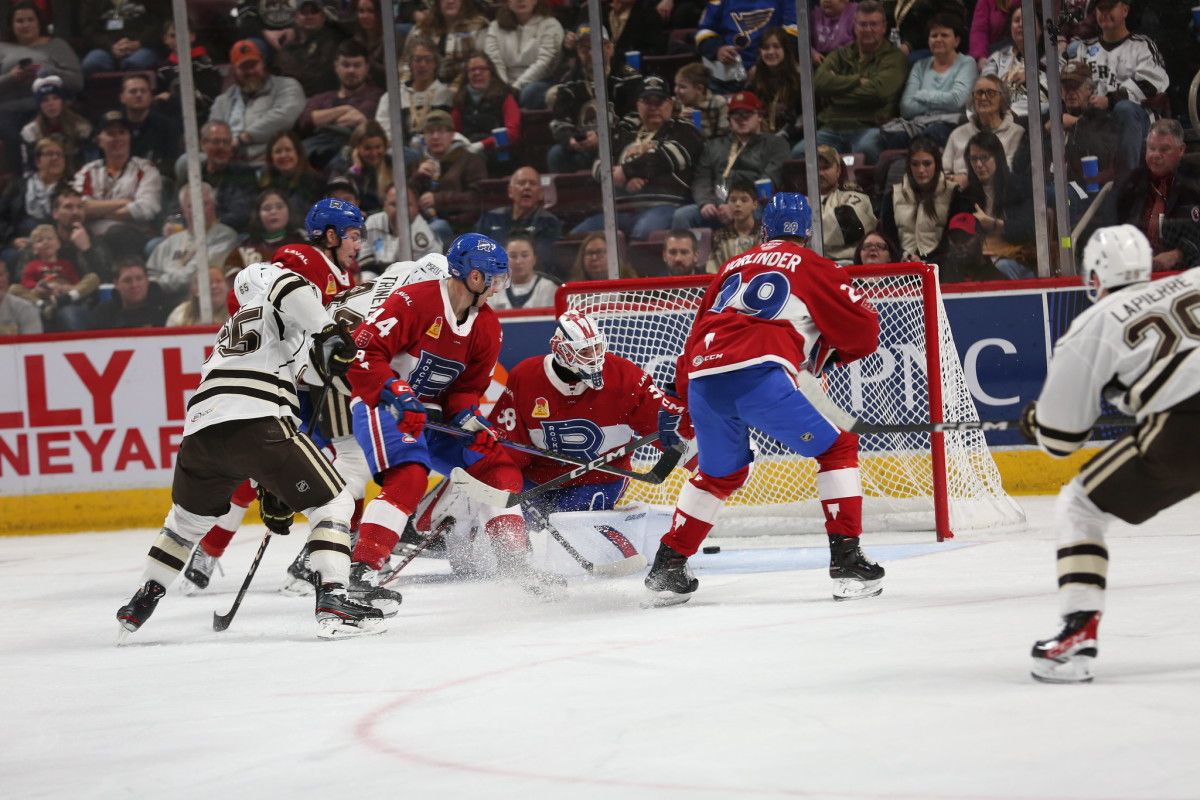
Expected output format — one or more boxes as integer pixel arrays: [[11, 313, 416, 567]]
[[550, 310, 607, 389], [1081, 224, 1153, 302]]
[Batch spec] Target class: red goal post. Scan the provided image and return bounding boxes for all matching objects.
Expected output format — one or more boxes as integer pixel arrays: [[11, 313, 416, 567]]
[[554, 263, 1024, 541]]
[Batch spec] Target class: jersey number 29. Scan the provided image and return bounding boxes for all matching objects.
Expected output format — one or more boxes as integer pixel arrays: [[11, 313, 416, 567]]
[[710, 271, 790, 320]]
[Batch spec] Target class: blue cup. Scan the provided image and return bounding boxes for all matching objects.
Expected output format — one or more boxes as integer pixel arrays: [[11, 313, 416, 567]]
[[492, 126, 510, 161], [691, 109, 702, 130], [1193, 5, 1200, 28], [626, 50, 641, 71], [1081, 155, 1099, 193], [754, 178, 774, 202]]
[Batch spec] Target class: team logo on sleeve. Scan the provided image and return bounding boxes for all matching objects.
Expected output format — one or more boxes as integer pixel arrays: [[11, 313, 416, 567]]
[[425, 316, 443, 339], [532, 397, 551, 418]]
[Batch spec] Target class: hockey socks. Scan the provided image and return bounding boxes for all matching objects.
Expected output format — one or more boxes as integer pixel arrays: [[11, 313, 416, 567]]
[[354, 463, 426, 570], [196, 480, 257, 557], [661, 467, 748, 557]]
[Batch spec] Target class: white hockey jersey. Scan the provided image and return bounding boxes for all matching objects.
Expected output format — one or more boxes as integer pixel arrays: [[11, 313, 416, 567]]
[[1035, 269, 1200, 457], [184, 263, 334, 436], [1066, 34, 1168, 105]]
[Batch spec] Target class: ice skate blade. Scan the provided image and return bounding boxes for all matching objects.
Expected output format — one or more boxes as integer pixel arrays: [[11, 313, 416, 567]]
[[641, 589, 694, 608], [279, 578, 316, 597], [1031, 656, 1094, 684], [316, 616, 387, 640], [115, 622, 134, 645], [832, 578, 883, 601]]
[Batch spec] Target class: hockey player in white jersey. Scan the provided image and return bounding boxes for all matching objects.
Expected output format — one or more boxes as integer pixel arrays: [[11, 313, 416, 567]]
[[116, 199, 385, 641], [1021, 225, 1200, 682]]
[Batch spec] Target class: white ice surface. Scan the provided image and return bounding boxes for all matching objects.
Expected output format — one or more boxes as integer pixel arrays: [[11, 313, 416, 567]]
[[3, 495, 1199, 800]]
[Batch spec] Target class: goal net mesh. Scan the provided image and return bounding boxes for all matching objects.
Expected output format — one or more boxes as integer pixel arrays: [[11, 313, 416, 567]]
[[559, 268, 1024, 537]]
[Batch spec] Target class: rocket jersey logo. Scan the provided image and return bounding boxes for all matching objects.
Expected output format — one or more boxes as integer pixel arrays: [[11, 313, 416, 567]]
[[540, 419, 604, 460], [406, 351, 466, 397]]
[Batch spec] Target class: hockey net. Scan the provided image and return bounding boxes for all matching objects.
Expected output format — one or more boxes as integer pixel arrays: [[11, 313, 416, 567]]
[[555, 264, 1024, 539]]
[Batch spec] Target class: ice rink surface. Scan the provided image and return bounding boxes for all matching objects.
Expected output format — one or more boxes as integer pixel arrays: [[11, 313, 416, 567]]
[[3, 495, 1199, 800]]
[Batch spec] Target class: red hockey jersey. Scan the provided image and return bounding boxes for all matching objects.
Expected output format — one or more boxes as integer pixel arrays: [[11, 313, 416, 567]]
[[490, 353, 677, 486], [679, 239, 879, 396], [349, 279, 502, 418], [272, 243, 354, 306]]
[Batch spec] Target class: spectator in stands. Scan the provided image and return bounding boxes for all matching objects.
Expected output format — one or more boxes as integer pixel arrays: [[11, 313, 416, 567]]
[[166, 266, 229, 327], [297, 39, 384, 170], [948, 130, 1035, 278], [375, 38, 453, 149], [147, 183, 239, 304], [706, 176, 758, 272], [574, 77, 703, 241], [209, 40, 307, 166], [812, 0, 858, 65], [475, 166, 563, 269], [656, 0, 707, 29], [153, 18, 223, 122], [19, 222, 99, 329], [349, 0, 388, 87], [88, 257, 170, 329], [1114, 119, 1200, 272], [489, 233, 559, 309], [817, 144, 877, 262], [452, 54, 520, 176], [409, 109, 488, 241], [661, 229, 705, 276], [0, 137, 68, 251], [863, 14, 975, 153], [886, 0, 966, 60], [695, 0, 796, 91], [943, 74, 1024, 187], [79, 0, 164, 76], [12, 187, 113, 284], [937, 211, 1007, 281], [258, 130, 325, 222], [604, 0, 666, 69], [405, 0, 489, 87], [483, 0, 564, 109], [675, 63, 729, 141], [969, 0, 1013, 65], [226, 188, 307, 272], [810, 1, 907, 163], [361, 185, 443, 275], [546, 23, 642, 174], [1055, 59, 1118, 221], [232, 0, 296, 49], [879, 135, 958, 261], [673, 90, 788, 230], [567, 231, 636, 280], [324, 175, 360, 206], [981, 6, 1047, 121], [189, 120, 259, 233], [19, 75, 90, 174], [73, 111, 162, 257], [746, 27, 803, 144], [270, 0, 348, 97], [853, 228, 901, 264], [119, 73, 179, 178], [0, 264, 41, 334], [328, 120, 392, 216], [1067, 0, 1168, 188]]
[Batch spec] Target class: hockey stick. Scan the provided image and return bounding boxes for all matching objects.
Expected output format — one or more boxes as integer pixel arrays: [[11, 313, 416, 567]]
[[523, 503, 648, 578], [213, 531, 273, 632], [792, 371, 1135, 435], [448, 433, 682, 508]]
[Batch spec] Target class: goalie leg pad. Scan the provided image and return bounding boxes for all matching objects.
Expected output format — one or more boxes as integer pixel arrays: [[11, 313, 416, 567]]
[[661, 467, 749, 557]]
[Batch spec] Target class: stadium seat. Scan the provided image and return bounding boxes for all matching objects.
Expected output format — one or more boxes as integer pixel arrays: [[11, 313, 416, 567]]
[[641, 53, 699, 83]]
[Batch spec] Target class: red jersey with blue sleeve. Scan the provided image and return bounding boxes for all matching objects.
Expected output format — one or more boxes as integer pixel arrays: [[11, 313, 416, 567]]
[[349, 279, 502, 418], [678, 239, 878, 397], [490, 353, 679, 486]]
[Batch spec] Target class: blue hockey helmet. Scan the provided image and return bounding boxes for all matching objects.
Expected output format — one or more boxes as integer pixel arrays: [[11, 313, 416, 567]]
[[305, 197, 365, 242], [446, 233, 509, 286], [761, 192, 813, 241]]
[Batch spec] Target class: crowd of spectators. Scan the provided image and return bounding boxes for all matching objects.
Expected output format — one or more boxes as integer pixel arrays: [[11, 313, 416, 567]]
[[0, 0, 1197, 336]]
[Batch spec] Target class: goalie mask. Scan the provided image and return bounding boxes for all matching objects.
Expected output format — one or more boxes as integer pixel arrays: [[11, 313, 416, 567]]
[[1082, 224, 1152, 302], [550, 310, 607, 389]]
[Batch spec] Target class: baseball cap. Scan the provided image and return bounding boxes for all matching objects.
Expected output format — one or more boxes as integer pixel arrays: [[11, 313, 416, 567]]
[[727, 91, 763, 114], [423, 109, 455, 130], [230, 39, 263, 67], [1087, 0, 1127, 13], [639, 76, 670, 101], [816, 144, 841, 167], [948, 212, 977, 236], [1059, 60, 1092, 85], [298, 0, 339, 20], [97, 110, 130, 131]]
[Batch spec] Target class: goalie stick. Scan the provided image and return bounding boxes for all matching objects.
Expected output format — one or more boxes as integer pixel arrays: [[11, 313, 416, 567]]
[[523, 503, 648, 578], [448, 433, 680, 508], [213, 530, 273, 632]]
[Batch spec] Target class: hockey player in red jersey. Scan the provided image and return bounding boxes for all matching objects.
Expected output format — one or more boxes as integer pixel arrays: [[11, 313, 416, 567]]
[[645, 192, 884, 606], [348, 232, 563, 603]]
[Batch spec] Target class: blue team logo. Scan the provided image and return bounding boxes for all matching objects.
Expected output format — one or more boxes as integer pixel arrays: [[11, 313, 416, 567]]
[[540, 419, 604, 460], [407, 351, 466, 397]]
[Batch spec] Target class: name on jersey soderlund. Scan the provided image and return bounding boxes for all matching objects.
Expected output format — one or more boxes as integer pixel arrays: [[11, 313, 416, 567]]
[[1108, 275, 1190, 324], [723, 249, 805, 274]]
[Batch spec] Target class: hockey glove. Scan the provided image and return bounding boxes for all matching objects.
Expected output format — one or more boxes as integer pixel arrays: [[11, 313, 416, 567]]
[[257, 487, 294, 535], [657, 409, 688, 451], [313, 323, 357, 379], [807, 339, 840, 376], [1018, 401, 1038, 444], [380, 378, 427, 437], [451, 406, 500, 454]]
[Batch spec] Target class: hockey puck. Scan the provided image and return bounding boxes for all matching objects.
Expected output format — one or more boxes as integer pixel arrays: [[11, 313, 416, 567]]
[[702, 546, 721, 555]]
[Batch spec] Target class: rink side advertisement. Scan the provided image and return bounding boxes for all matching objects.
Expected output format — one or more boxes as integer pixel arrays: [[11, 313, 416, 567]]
[[0, 284, 1097, 533]]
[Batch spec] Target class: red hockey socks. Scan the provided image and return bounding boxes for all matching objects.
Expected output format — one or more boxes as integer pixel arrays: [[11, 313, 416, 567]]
[[816, 431, 863, 538], [354, 463, 426, 570], [662, 467, 748, 557]]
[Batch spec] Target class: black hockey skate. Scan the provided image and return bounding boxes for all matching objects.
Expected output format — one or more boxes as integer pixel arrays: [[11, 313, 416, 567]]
[[1031, 610, 1101, 684], [280, 546, 318, 597], [829, 534, 885, 601], [347, 562, 404, 617], [315, 580, 386, 639], [181, 546, 221, 594], [115, 579, 166, 642], [643, 542, 698, 607]]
